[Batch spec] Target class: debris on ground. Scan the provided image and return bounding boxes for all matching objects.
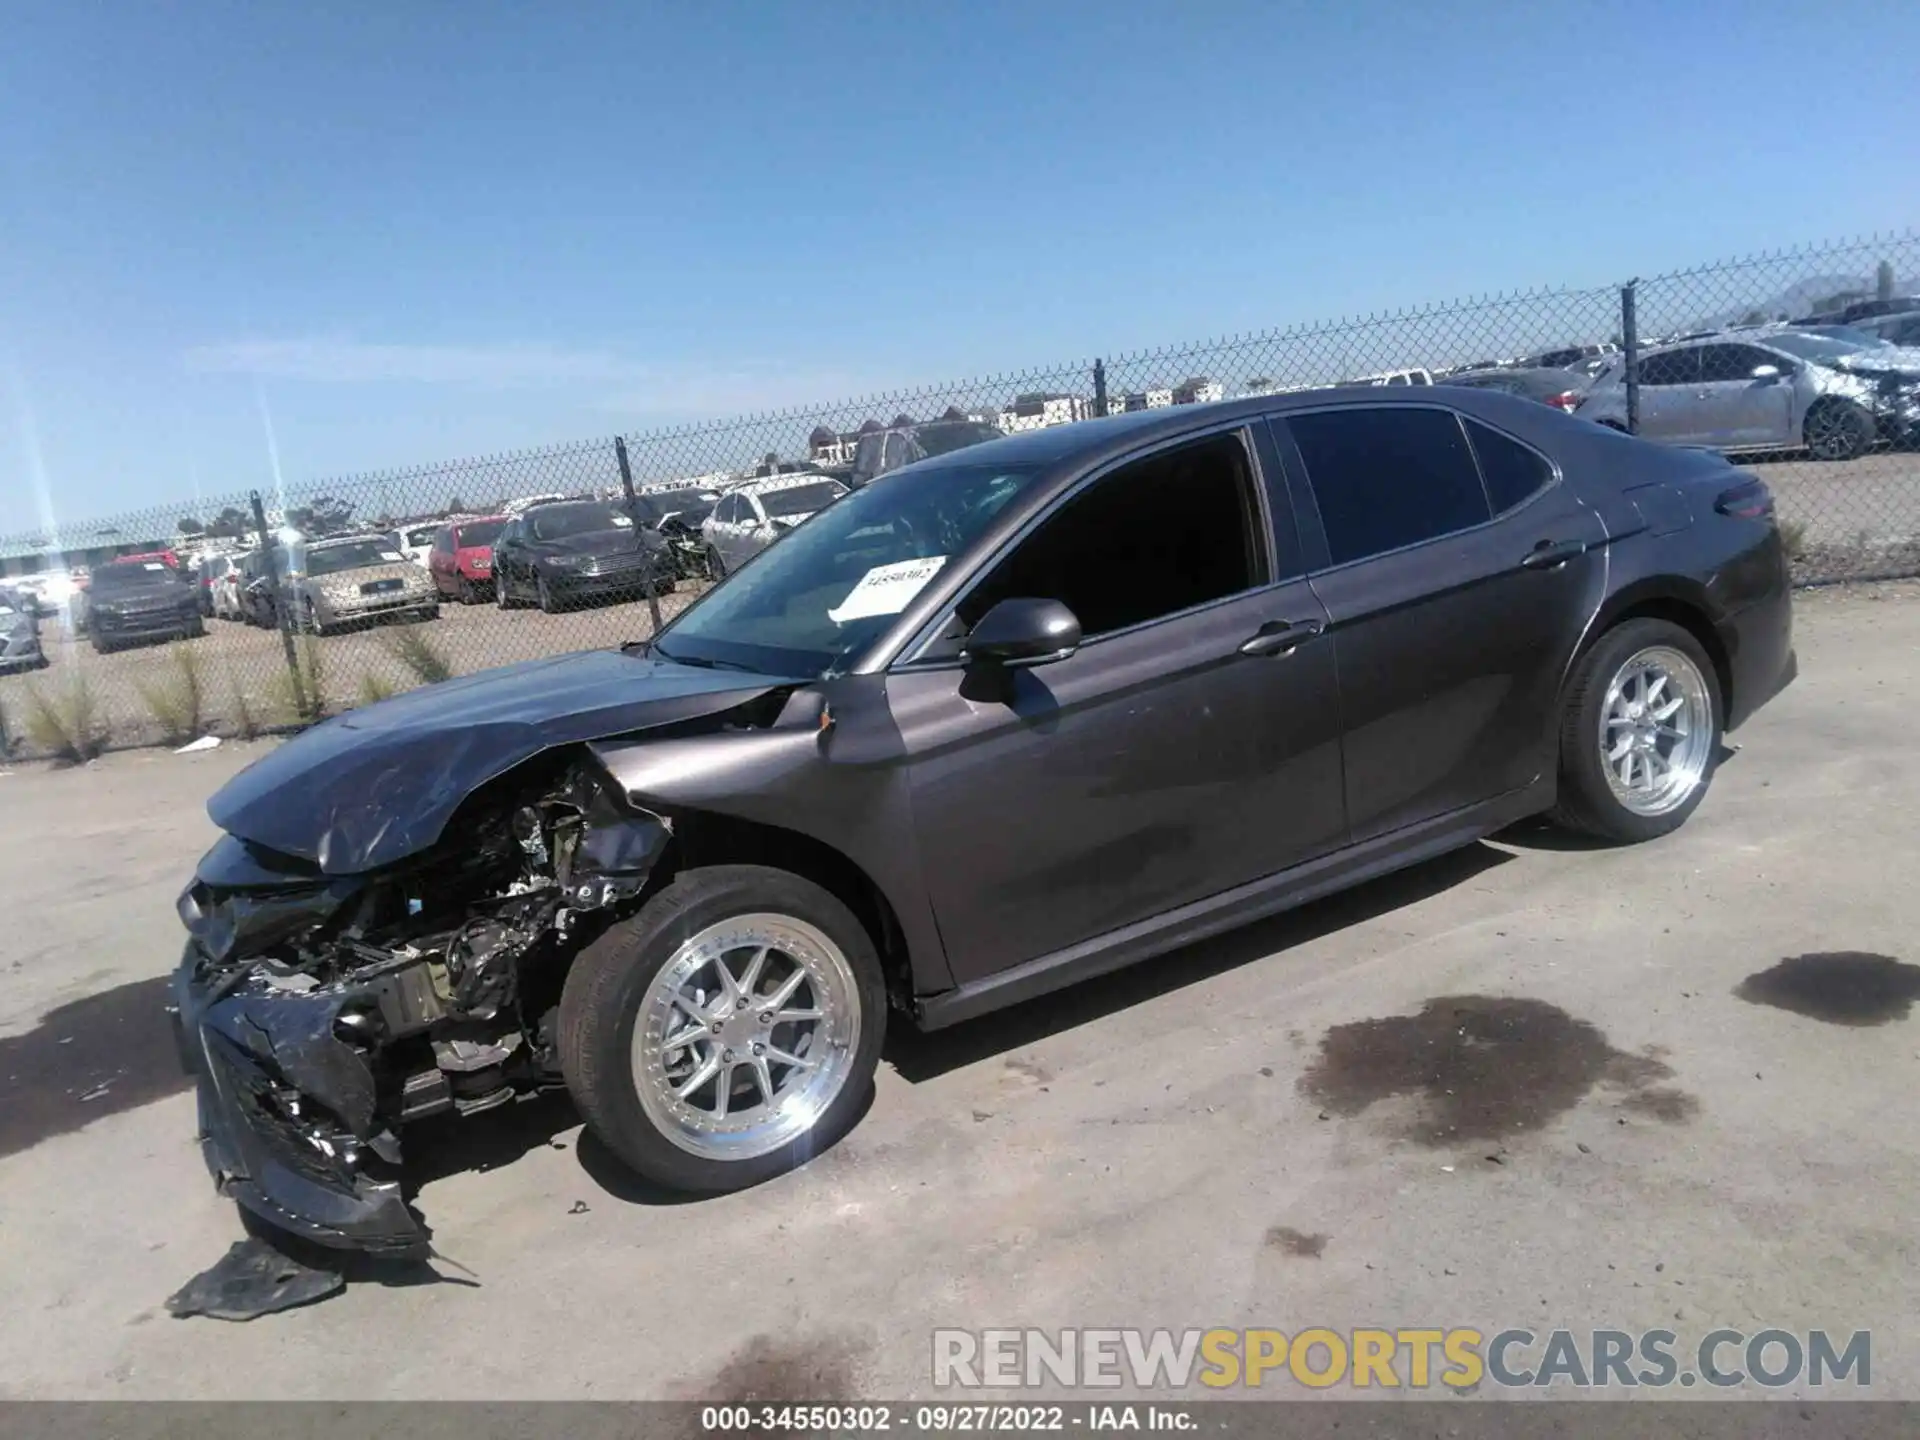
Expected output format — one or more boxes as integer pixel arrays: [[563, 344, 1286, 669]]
[[164, 1236, 343, 1321]]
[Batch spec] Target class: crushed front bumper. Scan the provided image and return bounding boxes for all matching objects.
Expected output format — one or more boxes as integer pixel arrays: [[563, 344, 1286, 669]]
[[169, 946, 431, 1260]]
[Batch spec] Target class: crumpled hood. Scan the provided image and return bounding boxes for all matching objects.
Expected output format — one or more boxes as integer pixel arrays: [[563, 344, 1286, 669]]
[[1830, 345, 1920, 379], [208, 649, 792, 874]]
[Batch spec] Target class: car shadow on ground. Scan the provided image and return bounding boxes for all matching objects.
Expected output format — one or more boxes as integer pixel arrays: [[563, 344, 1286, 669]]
[[884, 840, 1514, 1084]]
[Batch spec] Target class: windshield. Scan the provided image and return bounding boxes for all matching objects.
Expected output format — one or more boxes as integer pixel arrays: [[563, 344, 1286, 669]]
[[402, 526, 439, 546], [654, 460, 1045, 676], [91, 561, 182, 591], [761, 481, 848, 519], [529, 502, 631, 540], [308, 539, 404, 575], [455, 519, 505, 546], [917, 422, 1002, 458], [1761, 332, 1878, 363]]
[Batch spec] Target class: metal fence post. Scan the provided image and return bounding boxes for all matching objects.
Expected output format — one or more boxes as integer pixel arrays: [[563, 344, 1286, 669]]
[[249, 489, 308, 719], [1621, 280, 1640, 436], [615, 436, 664, 639], [1092, 358, 1109, 418]]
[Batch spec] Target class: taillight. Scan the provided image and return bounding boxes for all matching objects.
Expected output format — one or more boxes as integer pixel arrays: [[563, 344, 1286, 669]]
[[1714, 478, 1775, 520], [1549, 391, 1580, 411]]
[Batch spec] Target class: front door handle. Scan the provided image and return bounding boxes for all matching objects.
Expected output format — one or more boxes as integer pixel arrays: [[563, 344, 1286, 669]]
[[1239, 618, 1325, 657], [1520, 539, 1589, 570]]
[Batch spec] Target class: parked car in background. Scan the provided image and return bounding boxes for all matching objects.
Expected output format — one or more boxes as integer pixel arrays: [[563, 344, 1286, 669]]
[[81, 557, 204, 653], [428, 516, 509, 603], [168, 388, 1796, 1251], [845, 417, 1005, 488], [212, 552, 249, 620], [385, 522, 444, 569], [1338, 368, 1434, 387], [236, 547, 289, 628], [1852, 311, 1920, 348], [290, 535, 440, 634], [0, 587, 48, 672], [1576, 330, 1920, 458], [700, 474, 851, 577], [191, 553, 236, 617], [1792, 296, 1920, 326], [502, 492, 571, 516], [492, 500, 676, 613], [1518, 342, 1620, 370], [1439, 367, 1593, 411], [7, 570, 81, 617], [628, 487, 724, 581]]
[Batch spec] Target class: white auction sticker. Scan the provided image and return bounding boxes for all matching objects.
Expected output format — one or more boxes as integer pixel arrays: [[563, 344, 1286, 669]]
[[826, 556, 949, 624]]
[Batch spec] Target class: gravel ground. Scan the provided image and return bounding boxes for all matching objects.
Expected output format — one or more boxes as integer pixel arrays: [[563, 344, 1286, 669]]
[[0, 585, 1917, 1401]]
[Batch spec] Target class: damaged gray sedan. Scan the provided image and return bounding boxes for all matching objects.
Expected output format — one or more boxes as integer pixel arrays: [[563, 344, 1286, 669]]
[[171, 388, 1796, 1260]]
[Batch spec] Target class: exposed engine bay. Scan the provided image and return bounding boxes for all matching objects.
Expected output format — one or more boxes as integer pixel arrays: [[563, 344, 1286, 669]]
[[170, 755, 674, 1262]]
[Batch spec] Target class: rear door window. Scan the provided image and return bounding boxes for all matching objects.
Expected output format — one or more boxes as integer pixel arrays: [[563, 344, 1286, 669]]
[[1283, 407, 1492, 567]]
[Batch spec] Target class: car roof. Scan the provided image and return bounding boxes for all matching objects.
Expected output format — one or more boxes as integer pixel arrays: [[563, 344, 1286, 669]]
[[310, 533, 393, 549], [736, 472, 849, 497]]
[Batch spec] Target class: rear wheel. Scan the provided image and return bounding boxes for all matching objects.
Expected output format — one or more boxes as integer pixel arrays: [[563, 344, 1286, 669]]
[[1549, 618, 1721, 843], [1805, 398, 1873, 461], [558, 865, 886, 1193]]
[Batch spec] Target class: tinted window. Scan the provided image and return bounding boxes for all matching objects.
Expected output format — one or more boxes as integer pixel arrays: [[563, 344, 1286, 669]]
[[954, 432, 1267, 639], [1464, 420, 1554, 513], [1697, 345, 1770, 383], [91, 562, 184, 591], [1287, 407, 1490, 566], [308, 539, 404, 575], [1637, 348, 1699, 387], [455, 519, 505, 547]]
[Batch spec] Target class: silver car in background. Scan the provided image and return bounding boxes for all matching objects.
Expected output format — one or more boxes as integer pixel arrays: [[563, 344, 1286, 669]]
[[1577, 328, 1920, 459], [700, 474, 850, 577]]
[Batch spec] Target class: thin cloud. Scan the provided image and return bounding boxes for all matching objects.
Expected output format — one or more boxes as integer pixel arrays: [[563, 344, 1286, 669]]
[[183, 337, 638, 388], [181, 337, 888, 418]]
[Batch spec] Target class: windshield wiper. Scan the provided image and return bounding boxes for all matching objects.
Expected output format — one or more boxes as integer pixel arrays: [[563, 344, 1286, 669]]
[[643, 642, 759, 673]]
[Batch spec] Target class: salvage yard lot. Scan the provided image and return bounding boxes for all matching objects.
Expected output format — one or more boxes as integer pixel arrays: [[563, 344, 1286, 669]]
[[2, 586, 1918, 1400]]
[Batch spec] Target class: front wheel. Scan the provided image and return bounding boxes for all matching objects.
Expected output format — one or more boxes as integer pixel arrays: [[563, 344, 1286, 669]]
[[1549, 618, 1722, 843], [1805, 399, 1873, 462], [536, 574, 561, 614], [558, 865, 886, 1193]]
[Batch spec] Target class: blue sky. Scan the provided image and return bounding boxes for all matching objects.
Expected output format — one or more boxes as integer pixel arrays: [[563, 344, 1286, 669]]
[[3, 1, 1917, 524]]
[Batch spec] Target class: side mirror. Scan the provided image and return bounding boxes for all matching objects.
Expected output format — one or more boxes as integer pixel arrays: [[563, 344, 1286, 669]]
[[963, 597, 1081, 669], [1751, 364, 1781, 380]]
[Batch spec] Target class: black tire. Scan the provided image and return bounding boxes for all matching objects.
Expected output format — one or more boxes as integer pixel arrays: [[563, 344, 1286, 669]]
[[185, 616, 206, 639], [497, 571, 519, 610], [1549, 617, 1722, 844], [456, 577, 475, 605], [92, 634, 114, 655], [1804, 398, 1873, 462], [558, 864, 887, 1193], [536, 573, 561, 614], [706, 547, 727, 580], [302, 600, 325, 637]]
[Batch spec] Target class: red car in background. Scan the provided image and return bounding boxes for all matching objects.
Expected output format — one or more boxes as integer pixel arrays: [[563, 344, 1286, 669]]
[[428, 516, 508, 603]]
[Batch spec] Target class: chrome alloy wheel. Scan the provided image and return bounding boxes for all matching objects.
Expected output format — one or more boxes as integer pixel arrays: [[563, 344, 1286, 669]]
[[631, 914, 860, 1160], [1598, 645, 1714, 817]]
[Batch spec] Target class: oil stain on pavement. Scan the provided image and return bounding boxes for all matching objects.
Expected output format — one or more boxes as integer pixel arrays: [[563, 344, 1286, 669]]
[[1299, 995, 1691, 1146], [1736, 952, 1920, 1026], [1265, 1226, 1329, 1258], [0, 974, 189, 1160], [690, 1333, 869, 1402]]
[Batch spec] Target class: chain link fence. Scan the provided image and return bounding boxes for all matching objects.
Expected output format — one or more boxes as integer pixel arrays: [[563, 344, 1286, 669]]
[[1, 229, 1915, 759]]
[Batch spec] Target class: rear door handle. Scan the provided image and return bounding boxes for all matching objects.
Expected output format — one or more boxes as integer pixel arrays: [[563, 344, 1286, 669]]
[[1520, 539, 1589, 570], [1239, 618, 1325, 657]]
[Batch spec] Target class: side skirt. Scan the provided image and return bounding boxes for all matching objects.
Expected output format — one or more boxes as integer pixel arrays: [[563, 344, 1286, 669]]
[[913, 777, 1554, 1031]]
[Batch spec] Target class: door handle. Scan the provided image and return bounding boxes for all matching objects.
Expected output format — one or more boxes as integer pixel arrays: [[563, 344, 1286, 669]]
[[1239, 618, 1325, 657], [1520, 539, 1589, 570]]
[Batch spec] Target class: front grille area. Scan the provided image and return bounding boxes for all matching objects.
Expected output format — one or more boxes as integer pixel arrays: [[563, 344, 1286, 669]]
[[578, 550, 658, 577]]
